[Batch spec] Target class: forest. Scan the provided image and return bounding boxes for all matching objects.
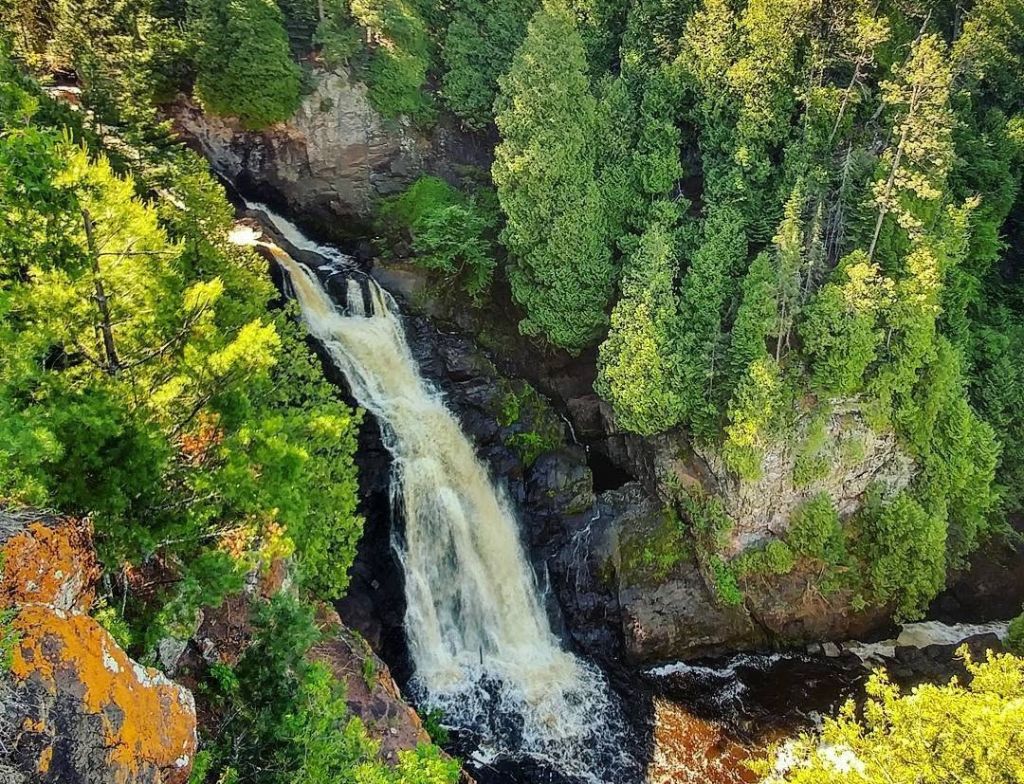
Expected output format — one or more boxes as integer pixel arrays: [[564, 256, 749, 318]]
[[1, 0, 1023, 782]]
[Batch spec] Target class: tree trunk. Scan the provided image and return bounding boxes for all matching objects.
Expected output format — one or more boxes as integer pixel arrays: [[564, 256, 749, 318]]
[[82, 209, 121, 375]]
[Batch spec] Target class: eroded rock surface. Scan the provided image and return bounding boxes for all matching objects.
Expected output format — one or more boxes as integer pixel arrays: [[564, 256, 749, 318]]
[[0, 509, 197, 784], [311, 608, 433, 766], [173, 69, 429, 225]]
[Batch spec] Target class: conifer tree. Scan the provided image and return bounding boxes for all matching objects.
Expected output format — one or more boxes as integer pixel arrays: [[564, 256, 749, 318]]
[[441, 0, 536, 129], [595, 216, 685, 435], [492, 0, 616, 353]]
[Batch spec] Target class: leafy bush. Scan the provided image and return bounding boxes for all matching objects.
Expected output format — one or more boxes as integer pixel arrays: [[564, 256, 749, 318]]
[[710, 555, 743, 607], [315, 2, 365, 69], [787, 494, 846, 564], [758, 650, 1024, 784], [384, 176, 499, 302], [856, 490, 947, 620], [196, 594, 459, 784], [421, 708, 450, 745], [1008, 612, 1024, 655], [733, 539, 796, 579]]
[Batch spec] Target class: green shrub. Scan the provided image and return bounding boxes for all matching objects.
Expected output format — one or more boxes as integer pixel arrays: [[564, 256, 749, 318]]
[[757, 651, 1024, 784], [620, 509, 689, 582], [412, 202, 497, 302], [197, 594, 459, 784], [383, 176, 499, 302], [441, 0, 536, 128], [856, 490, 947, 620], [787, 493, 846, 564], [791, 412, 832, 488], [1008, 612, 1024, 656], [733, 539, 796, 579], [421, 708, 450, 745], [710, 555, 743, 606], [0, 607, 17, 673]]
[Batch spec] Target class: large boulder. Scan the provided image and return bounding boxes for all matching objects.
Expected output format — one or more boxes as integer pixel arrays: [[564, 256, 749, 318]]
[[0, 509, 198, 784]]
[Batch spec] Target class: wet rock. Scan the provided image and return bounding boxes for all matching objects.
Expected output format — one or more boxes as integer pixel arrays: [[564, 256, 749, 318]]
[[930, 514, 1024, 624], [311, 608, 434, 766], [0, 508, 198, 784], [526, 450, 594, 521], [887, 633, 1005, 685]]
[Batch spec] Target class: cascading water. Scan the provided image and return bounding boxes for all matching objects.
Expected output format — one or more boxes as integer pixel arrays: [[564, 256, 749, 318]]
[[231, 205, 637, 782]]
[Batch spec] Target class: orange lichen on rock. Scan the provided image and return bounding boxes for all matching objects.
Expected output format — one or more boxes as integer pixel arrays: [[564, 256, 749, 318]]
[[0, 518, 100, 613], [10, 605, 197, 784], [37, 745, 53, 774]]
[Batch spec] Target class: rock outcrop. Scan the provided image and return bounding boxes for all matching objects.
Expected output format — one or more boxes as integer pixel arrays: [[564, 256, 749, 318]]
[[692, 404, 915, 556], [173, 69, 429, 227], [311, 608, 434, 765], [0, 508, 198, 784]]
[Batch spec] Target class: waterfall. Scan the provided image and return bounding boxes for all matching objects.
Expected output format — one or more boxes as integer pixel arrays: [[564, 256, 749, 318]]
[[231, 206, 637, 781]]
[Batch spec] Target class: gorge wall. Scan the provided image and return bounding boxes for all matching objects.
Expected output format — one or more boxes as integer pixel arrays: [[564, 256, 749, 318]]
[[174, 68, 1024, 667]]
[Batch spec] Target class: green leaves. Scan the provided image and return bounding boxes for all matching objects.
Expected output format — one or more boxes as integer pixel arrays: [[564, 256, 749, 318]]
[[382, 176, 499, 303], [0, 58, 365, 650], [349, 0, 435, 121], [596, 219, 685, 435], [441, 0, 536, 128], [762, 650, 1024, 784]]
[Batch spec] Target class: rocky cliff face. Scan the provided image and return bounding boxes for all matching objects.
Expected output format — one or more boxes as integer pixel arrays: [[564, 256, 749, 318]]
[[173, 70, 428, 226], [0, 508, 198, 784]]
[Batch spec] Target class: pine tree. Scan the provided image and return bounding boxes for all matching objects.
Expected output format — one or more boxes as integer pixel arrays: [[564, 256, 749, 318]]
[[492, 0, 616, 353], [868, 33, 956, 261], [595, 216, 685, 435]]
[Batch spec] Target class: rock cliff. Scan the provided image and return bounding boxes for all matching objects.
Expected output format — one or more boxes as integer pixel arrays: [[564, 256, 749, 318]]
[[174, 70, 428, 226]]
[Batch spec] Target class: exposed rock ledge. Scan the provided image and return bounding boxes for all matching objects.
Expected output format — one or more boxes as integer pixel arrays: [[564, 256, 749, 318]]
[[172, 69, 429, 225]]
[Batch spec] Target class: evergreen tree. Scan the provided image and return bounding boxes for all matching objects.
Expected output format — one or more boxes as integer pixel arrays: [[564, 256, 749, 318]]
[[348, 0, 434, 120], [192, 0, 302, 129], [673, 205, 748, 438], [800, 251, 888, 396], [595, 216, 685, 435], [441, 0, 536, 129], [492, 0, 616, 353]]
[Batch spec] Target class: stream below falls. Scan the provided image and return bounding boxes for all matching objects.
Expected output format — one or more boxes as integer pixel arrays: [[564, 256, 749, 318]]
[[228, 200, 1016, 784]]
